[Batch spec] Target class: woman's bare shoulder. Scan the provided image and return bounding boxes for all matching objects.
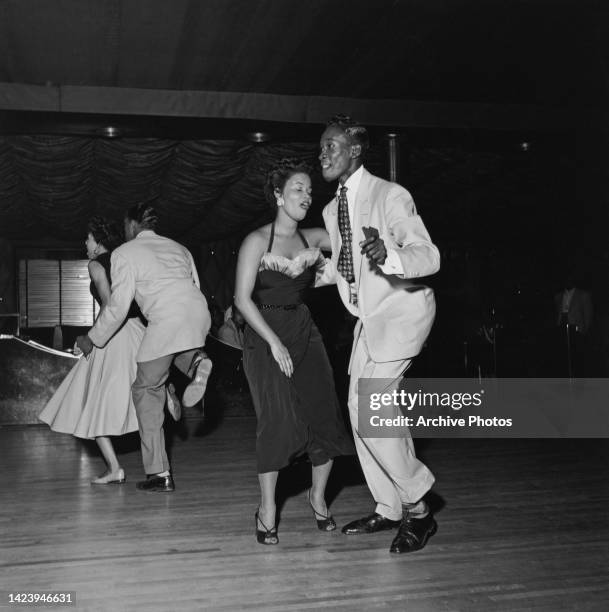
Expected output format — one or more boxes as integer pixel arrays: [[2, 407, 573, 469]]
[[87, 259, 104, 273], [242, 224, 271, 249], [301, 227, 329, 248]]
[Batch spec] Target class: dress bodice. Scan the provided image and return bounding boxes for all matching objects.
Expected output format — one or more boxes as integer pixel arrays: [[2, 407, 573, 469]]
[[89, 253, 111, 306], [90, 252, 142, 320], [252, 226, 324, 306]]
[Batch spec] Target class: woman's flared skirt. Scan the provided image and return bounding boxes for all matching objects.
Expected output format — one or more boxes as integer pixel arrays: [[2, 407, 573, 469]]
[[39, 318, 145, 439]]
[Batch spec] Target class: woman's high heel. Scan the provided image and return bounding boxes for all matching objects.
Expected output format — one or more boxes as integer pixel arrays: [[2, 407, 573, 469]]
[[307, 489, 337, 531], [255, 509, 278, 545]]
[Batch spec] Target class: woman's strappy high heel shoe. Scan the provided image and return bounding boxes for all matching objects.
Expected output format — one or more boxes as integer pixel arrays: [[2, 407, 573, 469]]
[[255, 509, 278, 545], [307, 489, 337, 531]]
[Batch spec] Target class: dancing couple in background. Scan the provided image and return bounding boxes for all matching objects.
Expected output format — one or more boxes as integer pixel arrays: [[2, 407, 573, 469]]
[[42, 205, 213, 491]]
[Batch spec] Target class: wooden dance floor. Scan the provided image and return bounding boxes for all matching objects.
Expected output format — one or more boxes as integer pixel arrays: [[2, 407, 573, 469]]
[[1, 418, 608, 611]]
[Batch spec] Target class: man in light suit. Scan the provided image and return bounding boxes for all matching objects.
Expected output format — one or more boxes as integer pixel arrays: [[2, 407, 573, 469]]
[[77, 204, 212, 492], [319, 116, 440, 553]]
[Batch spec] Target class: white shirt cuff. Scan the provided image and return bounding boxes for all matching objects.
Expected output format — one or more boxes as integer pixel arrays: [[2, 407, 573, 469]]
[[379, 248, 404, 275]]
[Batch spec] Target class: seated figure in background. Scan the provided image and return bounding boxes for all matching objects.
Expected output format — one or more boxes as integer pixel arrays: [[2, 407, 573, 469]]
[[216, 303, 245, 350]]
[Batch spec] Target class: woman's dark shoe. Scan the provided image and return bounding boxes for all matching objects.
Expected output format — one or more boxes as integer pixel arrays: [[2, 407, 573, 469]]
[[307, 489, 336, 531], [255, 509, 278, 545]]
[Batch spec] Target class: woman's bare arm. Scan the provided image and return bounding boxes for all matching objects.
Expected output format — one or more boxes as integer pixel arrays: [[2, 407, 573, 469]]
[[88, 260, 111, 309]]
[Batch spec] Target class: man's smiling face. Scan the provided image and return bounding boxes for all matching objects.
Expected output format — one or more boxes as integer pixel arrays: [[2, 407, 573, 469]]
[[319, 125, 359, 184]]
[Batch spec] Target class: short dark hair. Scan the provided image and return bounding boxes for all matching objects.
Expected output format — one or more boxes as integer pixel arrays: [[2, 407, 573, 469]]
[[263, 158, 313, 208], [87, 216, 122, 251], [125, 202, 158, 230], [326, 114, 369, 158]]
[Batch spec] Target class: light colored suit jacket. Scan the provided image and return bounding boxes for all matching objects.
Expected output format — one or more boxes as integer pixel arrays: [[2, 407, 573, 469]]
[[322, 168, 440, 362], [88, 230, 210, 362]]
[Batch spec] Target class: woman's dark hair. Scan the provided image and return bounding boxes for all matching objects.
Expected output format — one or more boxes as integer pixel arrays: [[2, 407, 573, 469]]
[[87, 216, 122, 251], [125, 202, 158, 229], [326, 114, 370, 158], [264, 158, 313, 208]]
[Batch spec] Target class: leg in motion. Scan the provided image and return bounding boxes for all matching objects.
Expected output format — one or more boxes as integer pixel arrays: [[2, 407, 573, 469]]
[[175, 349, 213, 408], [91, 436, 125, 485], [309, 460, 336, 531]]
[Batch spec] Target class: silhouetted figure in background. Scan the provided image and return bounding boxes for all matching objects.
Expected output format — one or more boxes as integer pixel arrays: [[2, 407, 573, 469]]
[[554, 272, 593, 376]]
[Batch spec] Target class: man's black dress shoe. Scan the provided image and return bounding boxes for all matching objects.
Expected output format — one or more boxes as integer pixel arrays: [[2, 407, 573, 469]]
[[389, 513, 437, 553], [136, 474, 175, 492], [342, 512, 401, 535]]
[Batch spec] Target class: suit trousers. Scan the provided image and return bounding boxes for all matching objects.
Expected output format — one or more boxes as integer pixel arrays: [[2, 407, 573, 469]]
[[348, 321, 435, 520], [132, 348, 200, 475]]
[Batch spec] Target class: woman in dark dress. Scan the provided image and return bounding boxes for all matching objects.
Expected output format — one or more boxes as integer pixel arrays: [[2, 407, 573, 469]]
[[235, 159, 352, 545]]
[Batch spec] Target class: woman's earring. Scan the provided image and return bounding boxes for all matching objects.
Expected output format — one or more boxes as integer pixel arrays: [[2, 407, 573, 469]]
[[277, 197, 284, 207]]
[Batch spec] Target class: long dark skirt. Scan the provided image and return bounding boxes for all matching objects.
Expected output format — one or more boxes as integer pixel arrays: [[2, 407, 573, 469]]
[[242, 305, 353, 473]]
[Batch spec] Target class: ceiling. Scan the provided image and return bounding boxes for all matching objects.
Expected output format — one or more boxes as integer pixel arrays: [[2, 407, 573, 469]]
[[0, 0, 603, 246]]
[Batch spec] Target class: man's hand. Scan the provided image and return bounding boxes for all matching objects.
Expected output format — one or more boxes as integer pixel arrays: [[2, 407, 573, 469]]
[[360, 236, 387, 265], [75, 334, 94, 357]]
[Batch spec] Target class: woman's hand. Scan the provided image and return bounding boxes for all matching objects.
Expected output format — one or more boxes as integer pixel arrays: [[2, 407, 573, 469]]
[[75, 334, 94, 358], [270, 340, 293, 377]]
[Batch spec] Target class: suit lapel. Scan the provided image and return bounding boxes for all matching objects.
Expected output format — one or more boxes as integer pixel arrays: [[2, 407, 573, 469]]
[[353, 169, 372, 283], [325, 197, 340, 257]]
